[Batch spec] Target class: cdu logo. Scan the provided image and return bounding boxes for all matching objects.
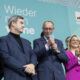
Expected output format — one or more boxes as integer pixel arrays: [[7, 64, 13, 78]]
[[75, 11, 80, 24]]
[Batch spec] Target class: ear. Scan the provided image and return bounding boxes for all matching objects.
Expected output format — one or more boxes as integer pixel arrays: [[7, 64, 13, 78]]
[[12, 21, 16, 27]]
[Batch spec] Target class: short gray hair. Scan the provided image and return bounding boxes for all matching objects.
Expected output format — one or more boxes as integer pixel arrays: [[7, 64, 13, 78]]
[[42, 21, 54, 29], [8, 15, 24, 28]]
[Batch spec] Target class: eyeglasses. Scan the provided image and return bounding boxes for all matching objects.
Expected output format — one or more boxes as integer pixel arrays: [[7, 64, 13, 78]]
[[43, 28, 54, 31], [71, 39, 79, 42]]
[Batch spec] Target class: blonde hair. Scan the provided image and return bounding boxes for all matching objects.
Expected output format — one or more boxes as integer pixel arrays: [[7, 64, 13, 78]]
[[68, 35, 79, 51]]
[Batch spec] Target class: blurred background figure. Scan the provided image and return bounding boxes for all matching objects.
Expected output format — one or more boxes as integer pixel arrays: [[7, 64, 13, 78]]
[[65, 35, 80, 80], [40, 32, 44, 37], [65, 36, 71, 50]]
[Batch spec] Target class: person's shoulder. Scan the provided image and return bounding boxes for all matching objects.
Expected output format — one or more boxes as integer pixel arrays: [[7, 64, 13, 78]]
[[55, 38, 63, 46], [21, 37, 31, 44], [55, 38, 62, 43], [65, 50, 71, 57], [0, 35, 8, 40], [34, 37, 42, 42]]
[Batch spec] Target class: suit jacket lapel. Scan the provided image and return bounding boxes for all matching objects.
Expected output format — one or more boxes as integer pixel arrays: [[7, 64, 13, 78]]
[[40, 37, 47, 45], [20, 38, 27, 54]]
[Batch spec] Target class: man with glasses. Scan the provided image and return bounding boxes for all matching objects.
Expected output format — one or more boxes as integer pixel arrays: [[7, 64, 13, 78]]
[[33, 21, 68, 80]]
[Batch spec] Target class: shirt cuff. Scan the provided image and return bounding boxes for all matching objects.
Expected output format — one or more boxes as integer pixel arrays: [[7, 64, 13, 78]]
[[78, 57, 80, 65], [45, 44, 49, 51]]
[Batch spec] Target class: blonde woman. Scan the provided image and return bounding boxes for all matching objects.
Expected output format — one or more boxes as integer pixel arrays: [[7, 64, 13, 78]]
[[65, 35, 80, 80]]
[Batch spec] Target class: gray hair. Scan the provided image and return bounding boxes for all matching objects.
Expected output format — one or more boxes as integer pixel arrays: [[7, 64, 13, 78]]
[[8, 15, 24, 28], [42, 21, 54, 29]]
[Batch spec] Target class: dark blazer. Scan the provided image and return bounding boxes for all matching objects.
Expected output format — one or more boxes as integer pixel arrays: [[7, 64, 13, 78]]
[[0, 33, 37, 80], [33, 37, 69, 80], [0, 56, 4, 80]]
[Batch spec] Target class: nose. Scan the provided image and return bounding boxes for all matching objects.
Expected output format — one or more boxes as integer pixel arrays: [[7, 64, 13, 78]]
[[47, 29, 50, 32]]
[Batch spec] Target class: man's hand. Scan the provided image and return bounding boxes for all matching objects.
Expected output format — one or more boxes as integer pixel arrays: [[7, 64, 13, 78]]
[[50, 36, 55, 44], [49, 37, 60, 53], [52, 43, 60, 53], [23, 64, 35, 75], [46, 39, 52, 47], [46, 36, 60, 53], [46, 36, 55, 47]]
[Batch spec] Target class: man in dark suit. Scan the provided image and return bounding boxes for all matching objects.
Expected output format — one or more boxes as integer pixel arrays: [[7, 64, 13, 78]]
[[0, 15, 37, 80], [33, 21, 69, 80]]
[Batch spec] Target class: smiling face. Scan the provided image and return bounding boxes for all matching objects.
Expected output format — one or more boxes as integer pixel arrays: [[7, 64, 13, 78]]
[[70, 36, 79, 49], [43, 21, 54, 38]]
